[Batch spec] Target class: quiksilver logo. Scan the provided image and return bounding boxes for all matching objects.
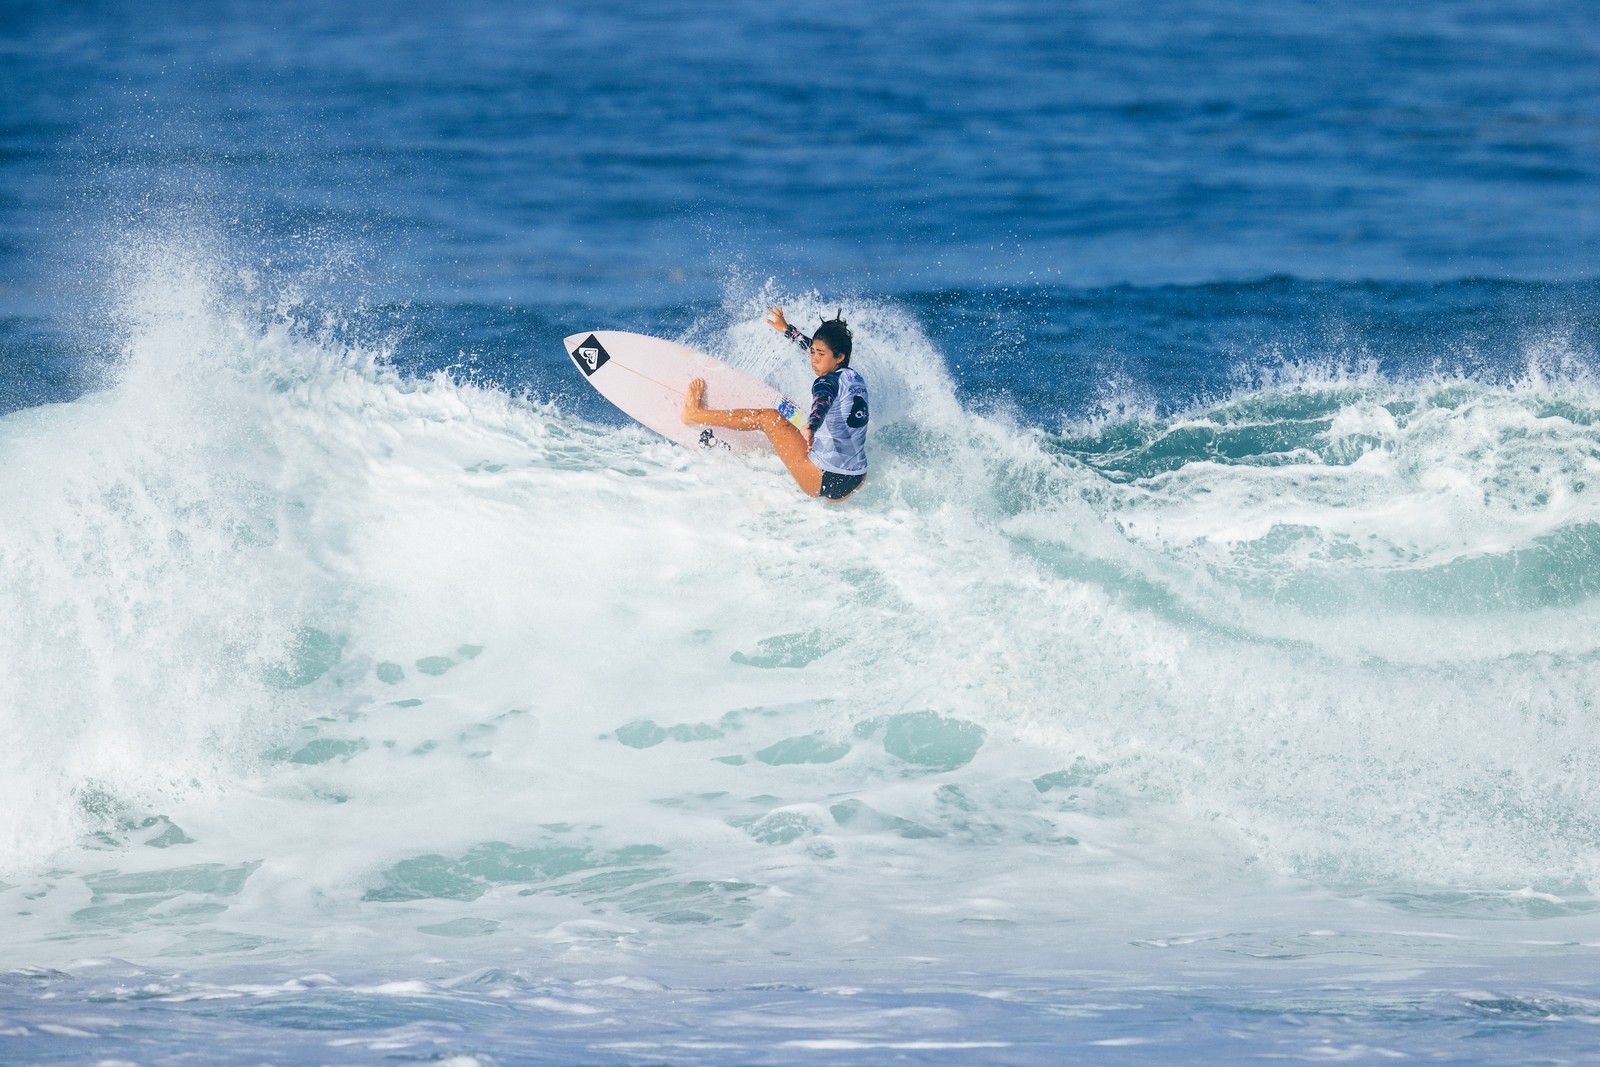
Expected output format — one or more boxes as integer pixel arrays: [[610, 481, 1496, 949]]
[[578, 347, 599, 368], [847, 394, 869, 428]]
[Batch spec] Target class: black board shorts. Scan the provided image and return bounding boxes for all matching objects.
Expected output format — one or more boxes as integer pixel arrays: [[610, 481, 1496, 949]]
[[819, 469, 866, 501]]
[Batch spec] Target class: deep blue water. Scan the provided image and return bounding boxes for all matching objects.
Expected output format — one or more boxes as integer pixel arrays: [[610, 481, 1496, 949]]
[[6, 0, 1600, 405], [7, 1, 1600, 1064]]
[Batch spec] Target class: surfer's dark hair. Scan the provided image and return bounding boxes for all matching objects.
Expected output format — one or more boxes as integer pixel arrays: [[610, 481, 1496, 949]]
[[813, 310, 853, 365]]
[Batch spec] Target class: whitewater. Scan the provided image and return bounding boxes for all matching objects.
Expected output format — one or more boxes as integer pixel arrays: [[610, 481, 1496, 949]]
[[3, 243, 1600, 1062]]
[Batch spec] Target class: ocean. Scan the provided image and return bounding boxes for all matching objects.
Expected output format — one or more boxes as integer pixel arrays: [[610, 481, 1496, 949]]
[[5, 0, 1600, 1062]]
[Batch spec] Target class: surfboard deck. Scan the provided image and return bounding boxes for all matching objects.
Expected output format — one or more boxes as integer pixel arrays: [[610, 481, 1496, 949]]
[[564, 330, 799, 454]]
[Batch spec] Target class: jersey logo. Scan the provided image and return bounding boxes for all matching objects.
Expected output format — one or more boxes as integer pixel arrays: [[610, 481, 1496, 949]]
[[847, 394, 869, 428], [571, 334, 610, 376]]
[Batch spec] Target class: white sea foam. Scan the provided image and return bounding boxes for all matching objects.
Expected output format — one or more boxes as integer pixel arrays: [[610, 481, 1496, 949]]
[[4, 243, 1600, 990]]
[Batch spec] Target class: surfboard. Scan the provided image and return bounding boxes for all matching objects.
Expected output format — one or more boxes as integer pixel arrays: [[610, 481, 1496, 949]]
[[563, 330, 802, 454]]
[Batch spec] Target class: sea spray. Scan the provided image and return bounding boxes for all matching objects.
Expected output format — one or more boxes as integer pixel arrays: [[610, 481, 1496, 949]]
[[5, 248, 1600, 995]]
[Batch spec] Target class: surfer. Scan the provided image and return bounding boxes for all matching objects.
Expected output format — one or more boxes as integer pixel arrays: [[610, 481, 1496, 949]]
[[682, 307, 868, 501]]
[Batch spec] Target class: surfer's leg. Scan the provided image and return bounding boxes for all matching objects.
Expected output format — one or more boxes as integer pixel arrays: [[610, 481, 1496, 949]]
[[682, 380, 823, 495], [760, 416, 824, 496], [681, 379, 767, 430]]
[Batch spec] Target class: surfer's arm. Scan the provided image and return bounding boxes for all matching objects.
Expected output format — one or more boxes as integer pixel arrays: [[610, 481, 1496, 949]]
[[808, 373, 839, 434], [766, 305, 813, 352]]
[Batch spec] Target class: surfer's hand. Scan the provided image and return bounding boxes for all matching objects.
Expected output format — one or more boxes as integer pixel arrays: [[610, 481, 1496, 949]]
[[800, 425, 813, 448], [766, 306, 788, 334]]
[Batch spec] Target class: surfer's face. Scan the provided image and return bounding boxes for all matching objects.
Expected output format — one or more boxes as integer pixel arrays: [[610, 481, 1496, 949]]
[[809, 339, 846, 377]]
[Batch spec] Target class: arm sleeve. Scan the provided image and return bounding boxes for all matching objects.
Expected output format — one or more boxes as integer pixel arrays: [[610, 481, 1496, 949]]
[[784, 323, 813, 352], [808, 373, 839, 433]]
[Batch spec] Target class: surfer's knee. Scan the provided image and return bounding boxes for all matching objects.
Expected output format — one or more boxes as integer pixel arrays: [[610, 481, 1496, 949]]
[[747, 409, 794, 439]]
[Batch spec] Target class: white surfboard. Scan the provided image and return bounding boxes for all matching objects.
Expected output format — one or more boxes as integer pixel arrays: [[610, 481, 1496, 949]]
[[563, 330, 800, 454]]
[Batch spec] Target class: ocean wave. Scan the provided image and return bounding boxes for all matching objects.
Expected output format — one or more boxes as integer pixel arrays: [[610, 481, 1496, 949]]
[[4, 245, 1600, 971]]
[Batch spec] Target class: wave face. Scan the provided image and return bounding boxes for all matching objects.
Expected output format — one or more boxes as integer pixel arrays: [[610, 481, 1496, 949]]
[[8, 249, 1600, 884], [6, 250, 1600, 1059]]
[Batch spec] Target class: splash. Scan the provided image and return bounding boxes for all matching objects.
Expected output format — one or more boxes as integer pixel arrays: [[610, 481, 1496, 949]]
[[5, 243, 1600, 982]]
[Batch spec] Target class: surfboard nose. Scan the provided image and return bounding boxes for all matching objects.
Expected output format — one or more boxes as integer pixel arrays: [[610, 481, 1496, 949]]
[[563, 333, 586, 353]]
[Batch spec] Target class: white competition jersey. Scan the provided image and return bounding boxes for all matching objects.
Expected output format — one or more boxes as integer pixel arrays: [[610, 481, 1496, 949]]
[[809, 367, 869, 475]]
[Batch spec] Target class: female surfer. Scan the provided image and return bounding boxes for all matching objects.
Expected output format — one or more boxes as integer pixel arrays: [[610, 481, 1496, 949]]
[[682, 307, 869, 501]]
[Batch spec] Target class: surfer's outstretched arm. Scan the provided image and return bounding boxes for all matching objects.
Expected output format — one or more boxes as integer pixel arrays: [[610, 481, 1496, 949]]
[[767, 306, 815, 354], [682, 379, 824, 496]]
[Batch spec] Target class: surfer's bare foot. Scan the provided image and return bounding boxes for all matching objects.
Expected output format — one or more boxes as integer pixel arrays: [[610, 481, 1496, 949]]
[[681, 378, 708, 424]]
